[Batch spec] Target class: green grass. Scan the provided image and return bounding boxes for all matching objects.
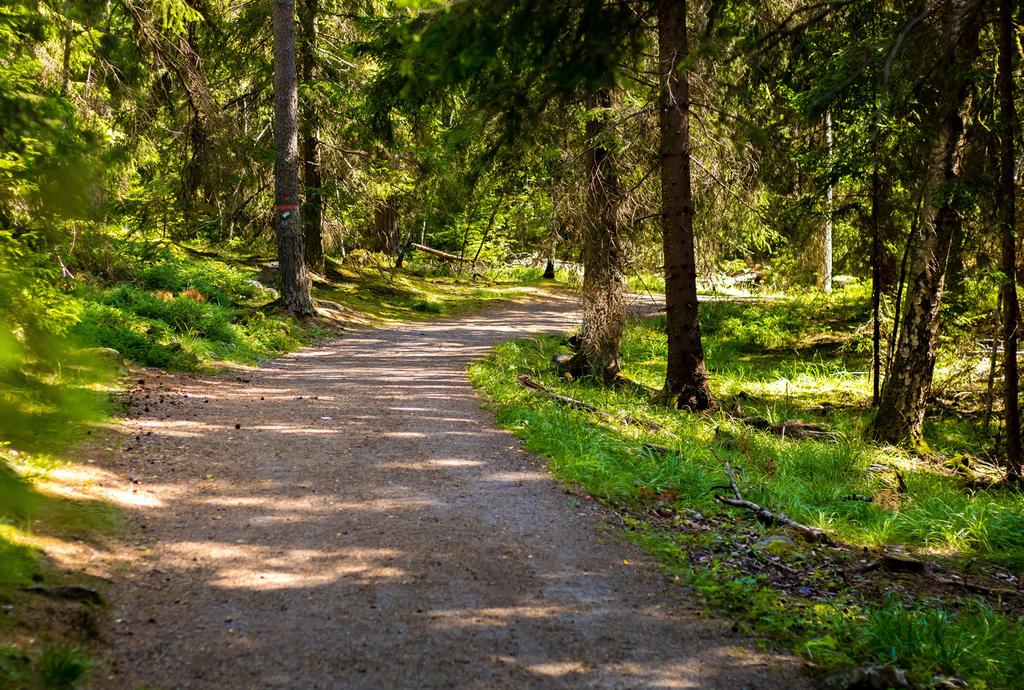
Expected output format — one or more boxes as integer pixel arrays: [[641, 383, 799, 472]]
[[0, 315, 118, 604], [70, 250, 311, 370], [827, 598, 1024, 686], [469, 289, 1024, 687], [0, 643, 96, 689], [316, 257, 536, 325], [0, 439, 112, 690], [625, 271, 665, 294], [67, 241, 551, 371]]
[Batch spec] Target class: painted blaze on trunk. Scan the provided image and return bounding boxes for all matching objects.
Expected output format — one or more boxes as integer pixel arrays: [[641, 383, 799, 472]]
[[657, 0, 713, 411], [273, 0, 314, 316]]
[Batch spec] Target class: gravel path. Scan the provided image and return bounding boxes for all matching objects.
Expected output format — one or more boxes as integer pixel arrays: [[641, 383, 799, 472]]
[[97, 295, 809, 689]]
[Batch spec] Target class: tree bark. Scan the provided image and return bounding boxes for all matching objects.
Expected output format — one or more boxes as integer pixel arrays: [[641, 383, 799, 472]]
[[657, 0, 713, 411], [566, 88, 625, 384], [823, 109, 834, 293], [997, 0, 1021, 479], [299, 0, 324, 274], [373, 195, 399, 254], [472, 195, 505, 268], [60, 26, 73, 97], [870, 0, 984, 445], [273, 0, 314, 315], [871, 140, 882, 406]]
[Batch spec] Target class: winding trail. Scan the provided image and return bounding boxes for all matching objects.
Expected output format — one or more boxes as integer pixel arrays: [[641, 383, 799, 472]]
[[96, 295, 808, 689]]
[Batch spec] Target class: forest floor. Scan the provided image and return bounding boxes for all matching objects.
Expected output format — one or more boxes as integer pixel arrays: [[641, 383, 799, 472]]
[[61, 294, 810, 688]]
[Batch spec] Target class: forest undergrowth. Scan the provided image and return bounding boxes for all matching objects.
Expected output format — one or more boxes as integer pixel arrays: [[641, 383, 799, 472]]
[[470, 284, 1024, 689], [69, 239, 541, 371]]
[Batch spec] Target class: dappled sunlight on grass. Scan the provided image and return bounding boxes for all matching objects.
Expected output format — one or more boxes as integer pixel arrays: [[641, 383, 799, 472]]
[[314, 265, 538, 327]]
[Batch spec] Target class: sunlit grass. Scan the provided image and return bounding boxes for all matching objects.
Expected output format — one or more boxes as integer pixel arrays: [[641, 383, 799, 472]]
[[70, 246, 544, 371], [315, 268, 533, 325]]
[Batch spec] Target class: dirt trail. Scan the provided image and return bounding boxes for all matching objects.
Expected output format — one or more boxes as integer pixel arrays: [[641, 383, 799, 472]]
[[93, 295, 809, 689]]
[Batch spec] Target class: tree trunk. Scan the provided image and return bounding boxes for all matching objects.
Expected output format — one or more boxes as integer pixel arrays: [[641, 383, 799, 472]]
[[997, 0, 1021, 479], [373, 195, 399, 254], [544, 184, 559, 280], [298, 0, 324, 274], [870, 0, 984, 445], [566, 88, 625, 384], [657, 0, 713, 411], [871, 140, 882, 405], [823, 109, 834, 293], [60, 26, 73, 97], [273, 0, 314, 316], [472, 195, 505, 268], [885, 194, 922, 377]]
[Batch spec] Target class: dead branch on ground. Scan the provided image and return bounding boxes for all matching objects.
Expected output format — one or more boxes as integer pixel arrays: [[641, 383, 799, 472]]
[[713, 456, 835, 544], [516, 375, 663, 431]]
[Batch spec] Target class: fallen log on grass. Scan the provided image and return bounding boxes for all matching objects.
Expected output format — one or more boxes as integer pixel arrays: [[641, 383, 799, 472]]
[[516, 375, 663, 431], [929, 574, 1020, 597], [713, 456, 835, 544], [409, 243, 471, 263]]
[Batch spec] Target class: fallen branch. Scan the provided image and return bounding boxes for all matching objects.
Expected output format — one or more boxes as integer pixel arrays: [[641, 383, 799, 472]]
[[715, 495, 834, 544], [731, 414, 835, 440], [516, 375, 663, 431], [879, 553, 925, 573], [713, 457, 834, 544], [849, 557, 1021, 598], [409, 242, 471, 263], [722, 458, 743, 499], [929, 574, 1019, 597], [20, 584, 103, 605]]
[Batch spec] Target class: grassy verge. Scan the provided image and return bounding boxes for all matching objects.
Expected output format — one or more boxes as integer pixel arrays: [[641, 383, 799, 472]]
[[68, 241, 317, 371], [469, 288, 1024, 688], [67, 242, 549, 372], [0, 356, 118, 689], [316, 254, 540, 326]]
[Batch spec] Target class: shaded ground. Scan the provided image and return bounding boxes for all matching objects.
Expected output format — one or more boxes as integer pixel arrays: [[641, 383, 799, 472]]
[[89, 295, 809, 689]]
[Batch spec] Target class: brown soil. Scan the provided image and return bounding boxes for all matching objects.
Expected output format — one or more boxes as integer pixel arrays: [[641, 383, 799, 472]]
[[87, 296, 810, 689]]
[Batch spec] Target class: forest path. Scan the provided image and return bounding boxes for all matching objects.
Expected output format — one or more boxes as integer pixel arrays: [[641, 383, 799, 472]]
[[96, 294, 809, 689]]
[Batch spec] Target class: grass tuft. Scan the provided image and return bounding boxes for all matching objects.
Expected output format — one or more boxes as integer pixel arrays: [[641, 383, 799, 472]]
[[0, 643, 96, 690]]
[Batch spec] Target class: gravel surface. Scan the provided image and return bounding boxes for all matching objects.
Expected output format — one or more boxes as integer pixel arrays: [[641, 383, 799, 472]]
[[96, 295, 810, 689]]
